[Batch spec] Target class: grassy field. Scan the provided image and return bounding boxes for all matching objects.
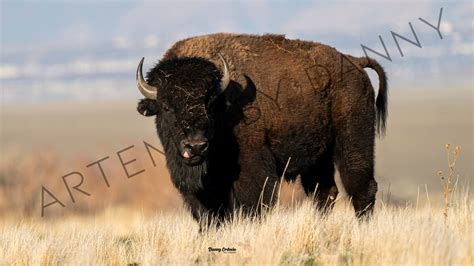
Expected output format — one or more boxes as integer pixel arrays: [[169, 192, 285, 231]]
[[0, 88, 472, 264], [1, 189, 472, 265]]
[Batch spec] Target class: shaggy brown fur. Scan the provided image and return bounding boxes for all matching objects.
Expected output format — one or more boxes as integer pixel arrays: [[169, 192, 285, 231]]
[[138, 33, 387, 224]]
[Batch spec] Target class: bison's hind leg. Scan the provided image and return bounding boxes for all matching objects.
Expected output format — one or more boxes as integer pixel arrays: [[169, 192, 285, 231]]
[[334, 112, 378, 218], [300, 153, 338, 213]]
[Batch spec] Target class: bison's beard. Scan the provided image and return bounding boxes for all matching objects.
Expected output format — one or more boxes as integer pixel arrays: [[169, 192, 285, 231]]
[[155, 116, 209, 193], [168, 158, 208, 193]]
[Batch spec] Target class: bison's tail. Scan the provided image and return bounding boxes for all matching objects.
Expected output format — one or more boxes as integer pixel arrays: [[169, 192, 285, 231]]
[[358, 57, 388, 137]]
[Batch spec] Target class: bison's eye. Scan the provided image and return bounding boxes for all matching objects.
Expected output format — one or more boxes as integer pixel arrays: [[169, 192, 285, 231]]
[[160, 102, 173, 112]]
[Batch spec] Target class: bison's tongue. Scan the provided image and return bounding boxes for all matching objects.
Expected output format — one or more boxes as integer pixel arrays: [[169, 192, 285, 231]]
[[183, 150, 191, 158]]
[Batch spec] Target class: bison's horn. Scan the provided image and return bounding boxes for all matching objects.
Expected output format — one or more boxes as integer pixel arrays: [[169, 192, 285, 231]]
[[136, 57, 157, 100], [218, 53, 230, 92]]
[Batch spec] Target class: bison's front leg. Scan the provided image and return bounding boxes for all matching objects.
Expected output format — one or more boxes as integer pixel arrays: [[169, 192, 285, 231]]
[[231, 145, 280, 215], [182, 193, 227, 231], [300, 153, 339, 213]]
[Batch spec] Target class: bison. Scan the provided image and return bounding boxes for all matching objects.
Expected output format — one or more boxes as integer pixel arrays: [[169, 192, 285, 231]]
[[136, 33, 387, 226]]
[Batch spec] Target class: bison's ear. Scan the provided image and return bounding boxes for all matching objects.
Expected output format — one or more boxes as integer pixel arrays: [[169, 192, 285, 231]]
[[137, 99, 159, 116]]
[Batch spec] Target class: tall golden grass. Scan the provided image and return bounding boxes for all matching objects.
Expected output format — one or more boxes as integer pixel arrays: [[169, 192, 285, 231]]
[[0, 145, 471, 265], [0, 189, 472, 265]]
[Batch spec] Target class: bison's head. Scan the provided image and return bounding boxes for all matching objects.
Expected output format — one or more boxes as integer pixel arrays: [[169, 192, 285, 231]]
[[136, 55, 230, 166]]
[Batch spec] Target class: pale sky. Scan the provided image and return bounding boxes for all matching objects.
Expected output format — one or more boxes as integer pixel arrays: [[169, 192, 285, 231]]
[[1, 0, 472, 104]]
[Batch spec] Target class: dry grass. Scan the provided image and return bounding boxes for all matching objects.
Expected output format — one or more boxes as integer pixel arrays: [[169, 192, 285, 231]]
[[438, 144, 461, 224], [0, 146, 471, 265], [0, 189, 472, 265]]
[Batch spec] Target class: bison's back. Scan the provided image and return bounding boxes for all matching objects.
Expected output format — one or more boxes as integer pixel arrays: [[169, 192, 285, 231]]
[[164, 33, 340, 84], [164, 33, 339, 118]]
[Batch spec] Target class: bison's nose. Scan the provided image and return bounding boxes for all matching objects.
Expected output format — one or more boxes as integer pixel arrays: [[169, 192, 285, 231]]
[[190, 141, 208, 153], [181, 138, 209, 155]]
